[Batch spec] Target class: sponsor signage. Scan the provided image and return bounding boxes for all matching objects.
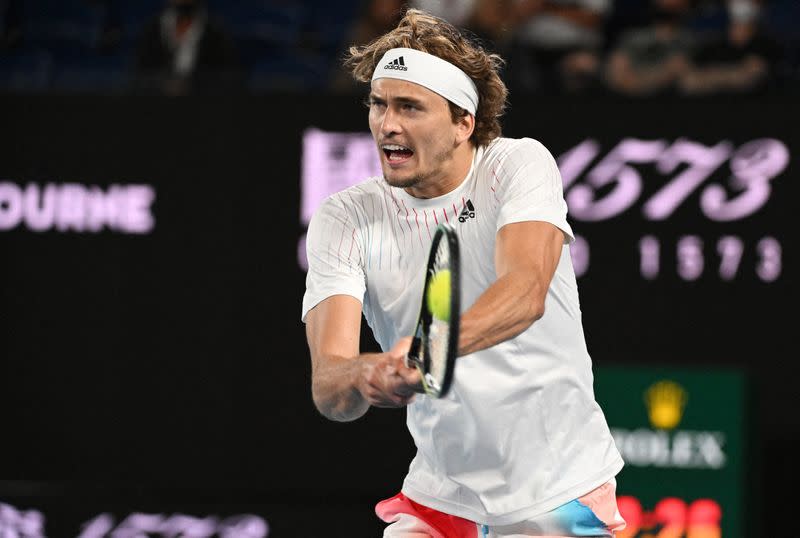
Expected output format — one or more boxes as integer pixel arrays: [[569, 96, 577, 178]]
[[594, 366, 747, 537]]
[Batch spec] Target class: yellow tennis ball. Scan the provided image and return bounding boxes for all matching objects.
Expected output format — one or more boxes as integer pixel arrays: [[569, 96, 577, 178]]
[[426, 270, 451, 321]]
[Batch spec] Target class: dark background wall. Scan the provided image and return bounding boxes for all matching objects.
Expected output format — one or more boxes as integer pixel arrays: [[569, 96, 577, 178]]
[[1, 94, 797, 536]]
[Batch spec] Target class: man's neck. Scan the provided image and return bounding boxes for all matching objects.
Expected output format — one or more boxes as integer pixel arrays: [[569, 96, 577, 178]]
[[405, 142, 476, 199]]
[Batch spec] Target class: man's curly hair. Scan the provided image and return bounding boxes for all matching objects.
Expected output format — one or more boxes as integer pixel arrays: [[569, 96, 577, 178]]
[[343, 8, 508, 147]]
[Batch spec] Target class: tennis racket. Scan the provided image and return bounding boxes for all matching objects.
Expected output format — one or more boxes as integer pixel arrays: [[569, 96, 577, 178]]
[[405, 223, 460, 398]]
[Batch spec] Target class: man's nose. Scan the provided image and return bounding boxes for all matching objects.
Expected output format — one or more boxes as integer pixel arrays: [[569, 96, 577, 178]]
[[381, 106, 402, 136]]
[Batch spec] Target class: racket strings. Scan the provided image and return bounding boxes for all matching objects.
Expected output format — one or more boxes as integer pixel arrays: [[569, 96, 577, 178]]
[[426, 239, 452, 394]]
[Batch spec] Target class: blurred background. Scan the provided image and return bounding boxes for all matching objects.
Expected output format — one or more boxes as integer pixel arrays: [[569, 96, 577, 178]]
[[1, 0, 797, 537], [0, 0, 798, 95]]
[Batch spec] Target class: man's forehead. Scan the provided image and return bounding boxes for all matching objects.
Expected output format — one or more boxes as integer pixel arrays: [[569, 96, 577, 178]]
[[370, 78, 447, 103]]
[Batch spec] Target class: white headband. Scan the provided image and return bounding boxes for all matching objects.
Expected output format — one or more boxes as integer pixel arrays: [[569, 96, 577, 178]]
[[371, 47, 479, 115]]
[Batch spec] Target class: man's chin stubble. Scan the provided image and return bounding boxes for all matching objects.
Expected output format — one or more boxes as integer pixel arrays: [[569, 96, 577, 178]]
[[383, 174, 423, 189]]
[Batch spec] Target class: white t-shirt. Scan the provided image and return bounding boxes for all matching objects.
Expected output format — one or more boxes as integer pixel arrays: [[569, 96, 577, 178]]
[[302, 137, 623, 525]]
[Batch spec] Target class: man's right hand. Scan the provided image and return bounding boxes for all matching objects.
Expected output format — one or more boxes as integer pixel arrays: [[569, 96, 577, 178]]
[[307, 296, 423, 421]]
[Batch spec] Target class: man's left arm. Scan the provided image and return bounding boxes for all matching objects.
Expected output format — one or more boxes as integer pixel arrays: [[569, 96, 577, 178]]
[[458, 220, 564, 356]]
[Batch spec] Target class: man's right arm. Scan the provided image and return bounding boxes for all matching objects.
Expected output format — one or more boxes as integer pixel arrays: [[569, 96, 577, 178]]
[[305, 294, 421, 422]]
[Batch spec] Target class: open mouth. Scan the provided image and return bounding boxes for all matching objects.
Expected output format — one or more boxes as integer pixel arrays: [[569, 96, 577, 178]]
[[382, 144, 414, 163]]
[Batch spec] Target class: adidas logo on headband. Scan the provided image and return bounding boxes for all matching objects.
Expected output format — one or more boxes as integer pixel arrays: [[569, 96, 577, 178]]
[[383, 56, 408, 71]]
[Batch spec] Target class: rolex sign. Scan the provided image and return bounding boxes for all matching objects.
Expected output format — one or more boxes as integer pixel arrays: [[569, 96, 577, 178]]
[[594, 366, 746, 538]]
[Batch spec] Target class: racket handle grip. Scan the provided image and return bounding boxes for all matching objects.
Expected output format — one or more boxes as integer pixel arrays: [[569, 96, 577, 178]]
[[406, 337, 422, 369]]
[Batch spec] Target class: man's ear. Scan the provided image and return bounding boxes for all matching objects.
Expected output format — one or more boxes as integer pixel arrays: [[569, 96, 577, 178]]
[[455, 111, 475, 145]]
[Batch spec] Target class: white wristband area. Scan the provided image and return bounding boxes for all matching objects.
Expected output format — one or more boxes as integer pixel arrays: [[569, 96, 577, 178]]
[[371, 47, 479, 115]]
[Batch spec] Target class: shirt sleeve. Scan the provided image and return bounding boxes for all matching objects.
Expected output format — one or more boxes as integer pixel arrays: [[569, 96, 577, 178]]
[[301, 194, 366, 322], [495, 138, 575, 244]]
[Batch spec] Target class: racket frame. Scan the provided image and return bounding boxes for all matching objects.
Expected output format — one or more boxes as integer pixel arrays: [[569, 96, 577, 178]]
[[406, 223, 460, 398]]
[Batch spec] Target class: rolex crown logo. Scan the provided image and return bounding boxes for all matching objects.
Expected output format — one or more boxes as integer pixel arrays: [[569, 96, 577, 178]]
[[644, 380, 688, 430]]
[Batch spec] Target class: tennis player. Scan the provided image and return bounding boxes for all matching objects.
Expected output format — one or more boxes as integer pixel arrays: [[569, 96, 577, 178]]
[[301, 8, 626, 537]]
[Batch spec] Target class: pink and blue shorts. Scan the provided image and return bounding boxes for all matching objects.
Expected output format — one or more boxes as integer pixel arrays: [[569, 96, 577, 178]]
[[376, 479, 626, 538]]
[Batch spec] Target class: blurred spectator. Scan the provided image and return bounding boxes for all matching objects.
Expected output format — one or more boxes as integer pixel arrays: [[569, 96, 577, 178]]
[[604, 0, 695, 96], [410, 0, 514, 54], [329, 0, 405, 92], [466, 0, 515, 50], [411, 0, 478, 27], [762, 0, 800, 86], [329, 1, 516, 92], [684, 0, 729, 37], [133, 0, 242, 95], [0, 0, 21, 49], [679, 0, 782, 95], [506, 0, 612, 94], [87, 0, 124, 52]]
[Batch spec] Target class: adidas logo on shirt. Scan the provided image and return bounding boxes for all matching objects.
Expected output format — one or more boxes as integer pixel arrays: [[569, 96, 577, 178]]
[[458, 200, 476, 222], [383, 56, 408, 71]]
